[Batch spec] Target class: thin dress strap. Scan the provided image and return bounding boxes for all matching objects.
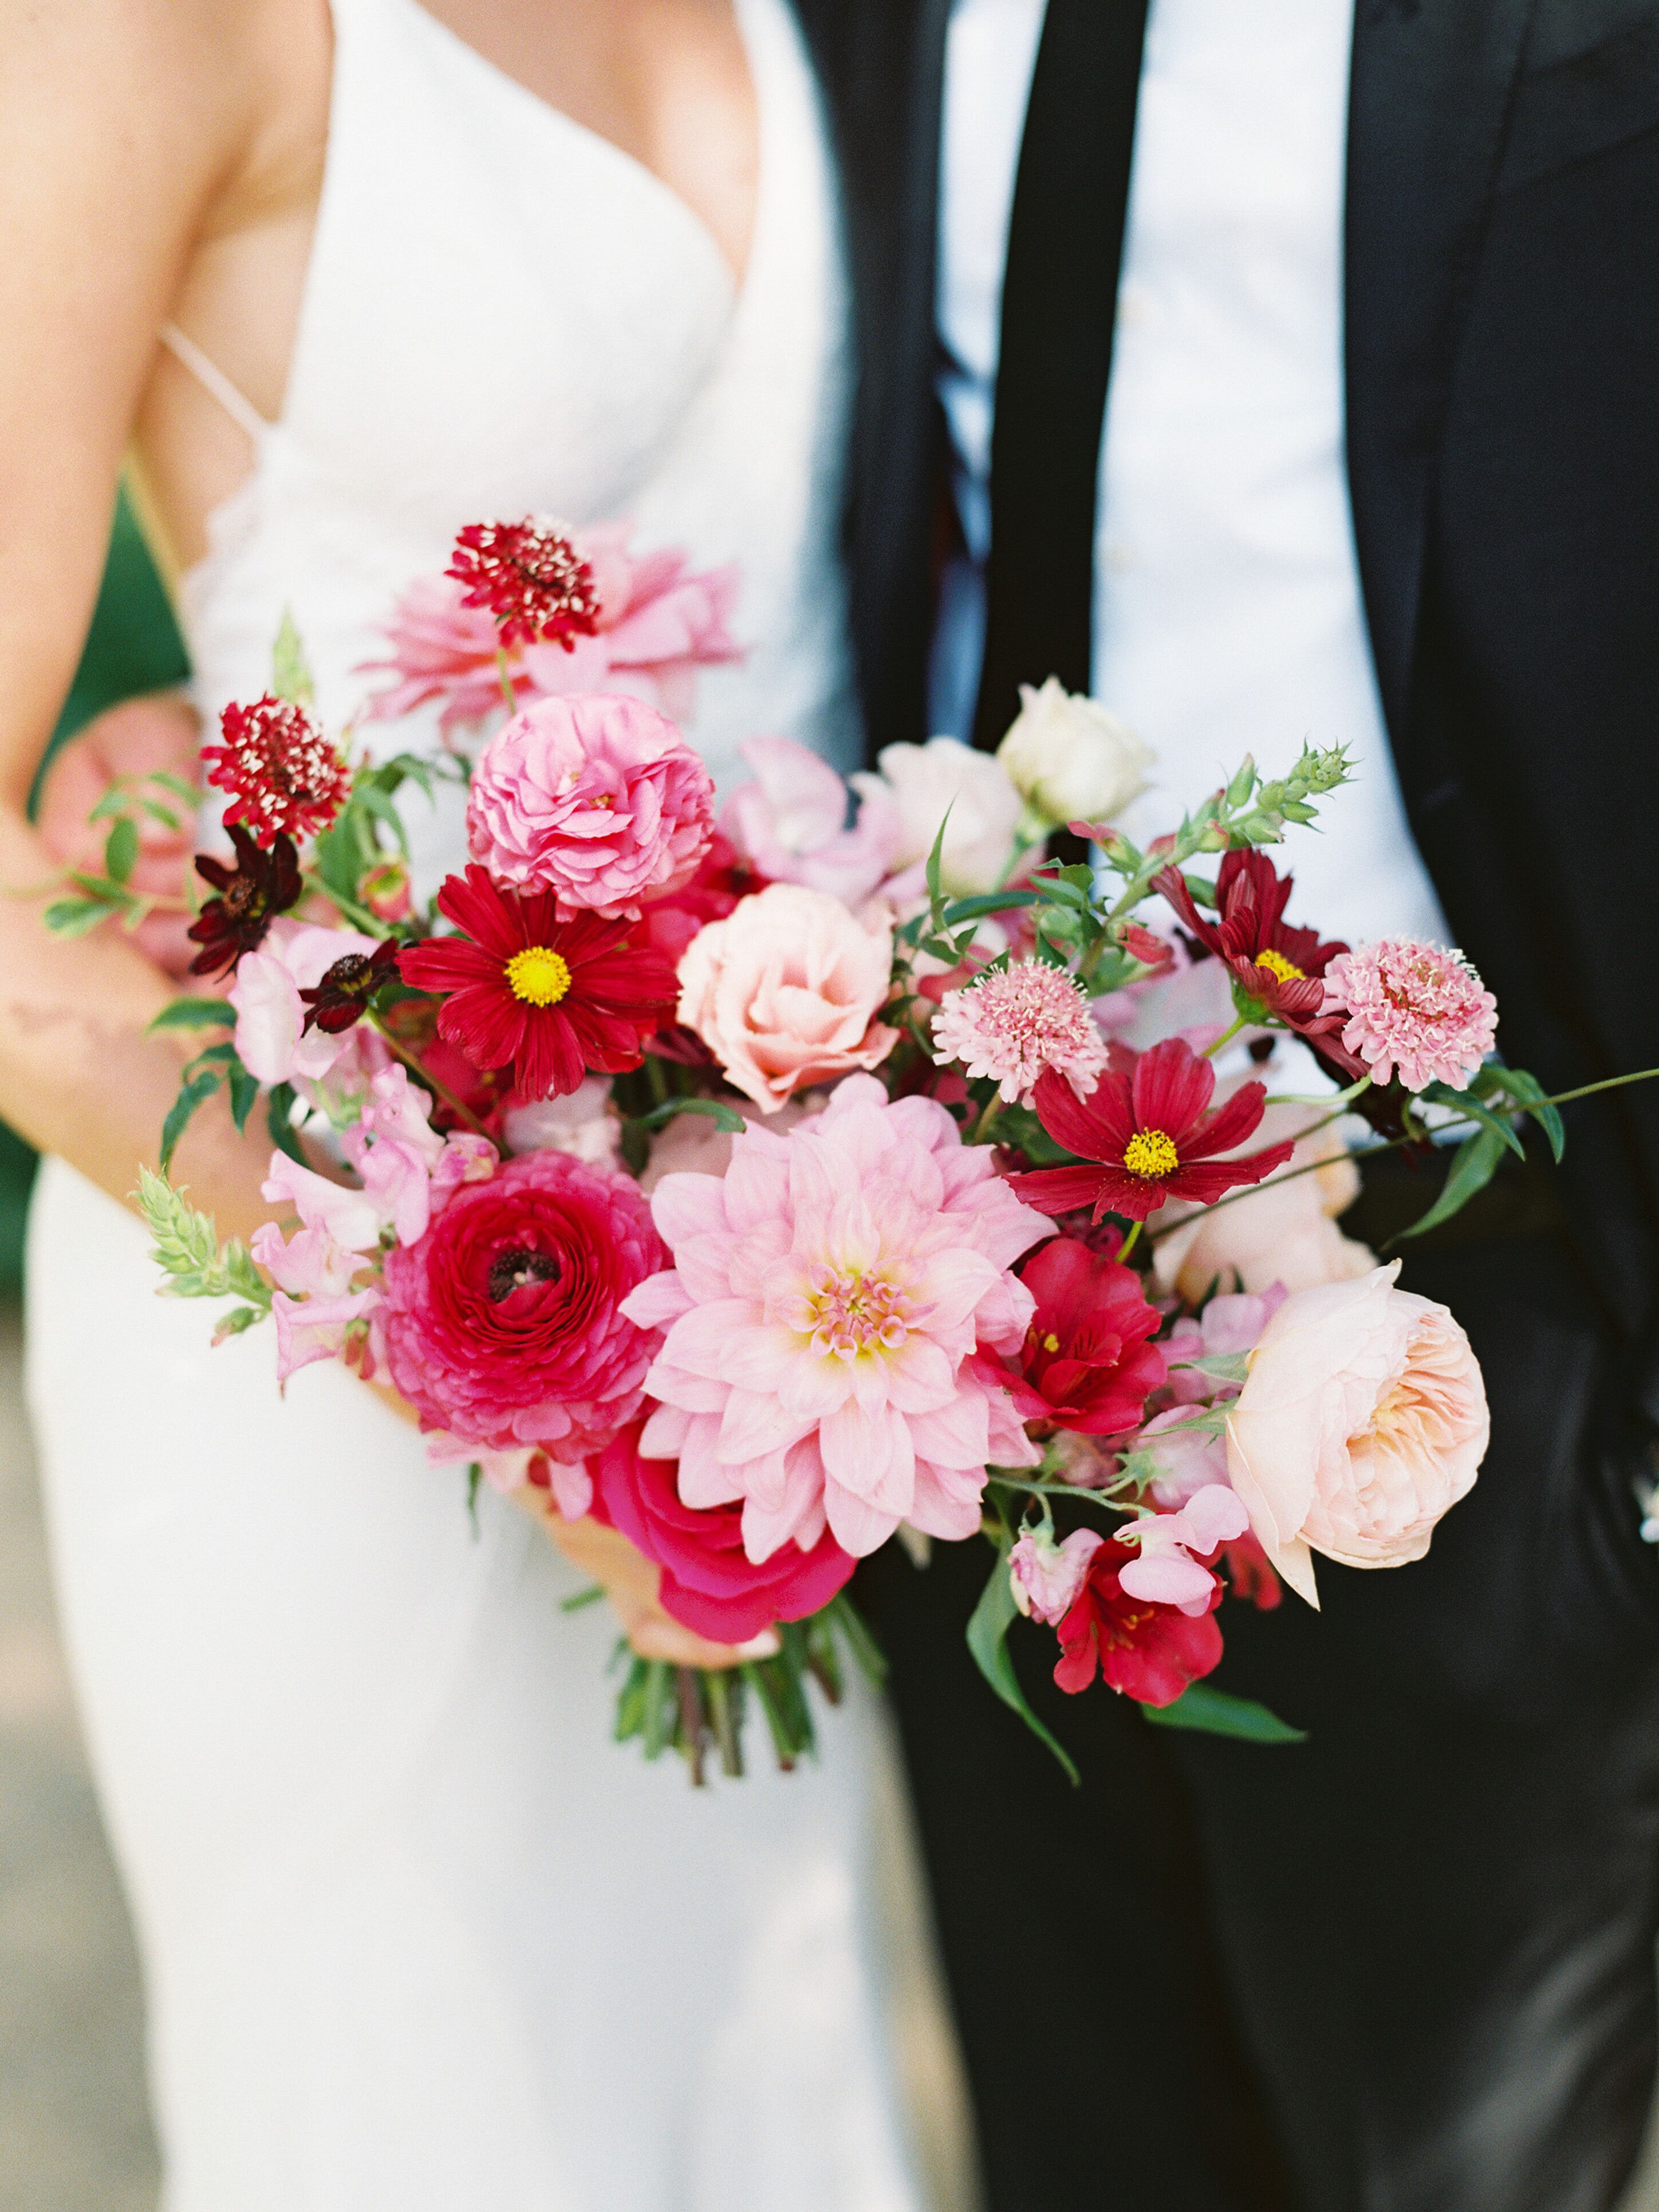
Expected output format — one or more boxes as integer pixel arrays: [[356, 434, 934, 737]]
[[158, 322, 274, 444]]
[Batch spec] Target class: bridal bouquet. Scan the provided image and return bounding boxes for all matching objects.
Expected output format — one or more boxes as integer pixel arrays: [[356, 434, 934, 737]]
[[50, 516, 1584, 1781]]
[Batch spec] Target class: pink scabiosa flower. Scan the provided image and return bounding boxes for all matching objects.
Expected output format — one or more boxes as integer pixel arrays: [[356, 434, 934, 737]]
[[931, 959, 1109, 1105], [202, 695, 351, 848], [464, 693, 715, 918], [381, 1148, 665, 1467], [620, 1076, 1049, 1561], [446, 517, 602, 652], [1321, 938, 1498, 1092]]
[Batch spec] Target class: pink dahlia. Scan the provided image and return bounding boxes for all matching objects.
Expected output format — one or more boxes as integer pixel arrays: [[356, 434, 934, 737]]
[[931, 959, 1109, 1104], [381, 1148, 664, 1467], [202, 695, 351, 848], [620, 1075, 1048, 1561], [464, 693, 715, 919], [1321, 938, 1498, 1092]]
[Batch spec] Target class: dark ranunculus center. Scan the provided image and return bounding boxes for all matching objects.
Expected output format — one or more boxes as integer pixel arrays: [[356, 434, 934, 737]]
[[487, 1246, 561, 1302]]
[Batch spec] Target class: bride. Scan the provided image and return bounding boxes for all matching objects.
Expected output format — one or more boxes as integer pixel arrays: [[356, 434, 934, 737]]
[[1, 2, 936, 2206]]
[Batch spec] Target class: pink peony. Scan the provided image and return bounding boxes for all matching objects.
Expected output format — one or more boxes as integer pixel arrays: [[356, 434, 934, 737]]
[[360, 526, 743, 738], [230, 919, 387, 1088], [1009, 1525, 1104, 1625], [676, 883, 900, 1112], [722, 735, 901, 906], [1225, 1261, 1489, 1607], [931, 958, 1109, 1105], [1116, 1485, 1250, 1615], [621, 1076, 1048, 1560], [381, 1148, 665, 1469], [1321, 938, 1498, 1092], [590, 1420, 858, 1642], [464, 694, 715, 919]]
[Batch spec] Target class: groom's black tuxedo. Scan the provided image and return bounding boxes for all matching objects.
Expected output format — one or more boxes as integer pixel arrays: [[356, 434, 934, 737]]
[[791, 3, 1659, 2207]]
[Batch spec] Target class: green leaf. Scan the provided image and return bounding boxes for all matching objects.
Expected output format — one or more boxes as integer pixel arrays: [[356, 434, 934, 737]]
[[629, 1096, 747, 1136], [65, 870, 139, 904], [267, 1081, 306, 1163], [226, 1056, 259, 1133], [210, 1304, 268, 1347], [1392, 1124, 1507, 1243], [160, 1067, 224, 1175], [148, 997, 235, 1033], [42, 895, 122, 938], [271, 607, 316, 708], [1143, 1682, 1306, 1744], [924, 804, 954, 919], [1488, 1063, 1566, 1163], [1172, 1351, 1251, 1384], [103, 815, 139, 884], [938, 889, 1042, 927], [1421, 1079, 1524, 1160], [964, 1543, 1079, 1785]]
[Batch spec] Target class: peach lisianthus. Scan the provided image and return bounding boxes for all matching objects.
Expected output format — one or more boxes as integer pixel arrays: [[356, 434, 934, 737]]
[[676, 883, 900, 1112], [1225, 1262, 1488, 1607]]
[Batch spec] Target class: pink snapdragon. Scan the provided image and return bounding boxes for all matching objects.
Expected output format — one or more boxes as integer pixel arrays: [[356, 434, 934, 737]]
[[1009, 1525, 1104, 1624], [931, 959, 1110, 1105], [1321, 938, 1498, 1092], [621, 1076, 1048, 1561], [722, 735, 901, 906]]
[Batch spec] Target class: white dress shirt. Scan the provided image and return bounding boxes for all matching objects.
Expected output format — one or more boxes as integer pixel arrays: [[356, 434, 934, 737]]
[[933, 0, 1452, 950]]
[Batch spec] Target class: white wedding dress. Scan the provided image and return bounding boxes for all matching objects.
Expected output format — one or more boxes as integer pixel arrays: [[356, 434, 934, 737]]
[[24, 4, 934, 2207]]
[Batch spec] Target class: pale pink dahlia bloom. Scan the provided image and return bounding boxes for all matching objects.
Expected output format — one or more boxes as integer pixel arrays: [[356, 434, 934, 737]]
[[620, 1076, 1047, 1561], [931, 958, 1110, 1104], [465, 693, 715, 919], [1321, 938, 1498, 1092]]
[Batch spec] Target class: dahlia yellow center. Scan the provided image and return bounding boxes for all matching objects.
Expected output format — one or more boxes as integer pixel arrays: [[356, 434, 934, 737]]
[[805, 1266, 911, 1360], [1122, 1127, 1180, 1179], [505, 945, 572, 1007], [1254, 947, 1305, 984]]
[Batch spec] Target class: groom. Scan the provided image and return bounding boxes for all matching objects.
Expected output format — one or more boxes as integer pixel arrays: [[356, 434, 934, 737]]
[[798, 1, 1659, 2207]]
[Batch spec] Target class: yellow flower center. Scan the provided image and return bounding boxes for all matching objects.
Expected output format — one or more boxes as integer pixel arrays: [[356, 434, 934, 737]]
[[1254, 947, 1305, 984], [1122, 1128, 1180, 1179], [505, 945, 573, 1007]]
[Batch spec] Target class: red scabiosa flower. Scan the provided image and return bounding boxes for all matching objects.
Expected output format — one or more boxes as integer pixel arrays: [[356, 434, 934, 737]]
[[1153, 848, 1357, 1061], [446, 517, 602, 653], [1052, 1537, 1223, 1706], [298, 937, 402, 1035], [1002, 1237, 1167, 1435], [202, 695, 352, 848], [1010, 1038, 1295, 1223], [186, 825, 302, 977], [397, 866, 677, 1100]]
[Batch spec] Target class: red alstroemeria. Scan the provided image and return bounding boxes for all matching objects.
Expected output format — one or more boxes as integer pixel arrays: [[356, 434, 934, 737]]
[[1153, 848, 1358, 1065], [1222, 1529, 1283, 1611], [202, 695, 352, 848], [446, 517, 602, 653], [398, 866, 677, 1100], [1010, 1038, 1295, 1223], [1002, 1237, 1167, 1435], [1053, 1537, 1223, 1706]]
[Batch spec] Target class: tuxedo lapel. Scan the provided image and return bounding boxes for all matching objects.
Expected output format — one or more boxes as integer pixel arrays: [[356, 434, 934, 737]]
[[1345, 0, 1538, 754]]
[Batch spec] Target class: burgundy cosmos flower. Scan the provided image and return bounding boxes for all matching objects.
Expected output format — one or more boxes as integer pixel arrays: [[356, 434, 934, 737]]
[[187, 825, 302, 977], [299, 938, 401, 1035], [1053, 1538, 1223, 1706], [202, 695, 352, 848], [398, 867, 678, 1101], [590, 1422, 857, 1643], [446, 517, 602, 653], [1011, 1038, 1295, 1224], [1000, 1237, 1167, 1435], [1154, 848, 1357, 1061]]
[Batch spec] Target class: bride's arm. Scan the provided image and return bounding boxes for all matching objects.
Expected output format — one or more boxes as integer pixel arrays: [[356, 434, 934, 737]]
[[0, 0, 306, 1239]]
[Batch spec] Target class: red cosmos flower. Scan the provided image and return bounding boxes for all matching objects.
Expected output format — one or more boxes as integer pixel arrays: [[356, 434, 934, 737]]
[[1053, 1537, 1223, 1706], [202, 695, 352, 848], [1001, 1237, 1167, 1435], [590, 1422, 857, 1643], [1153, 848, 1357, 1064], [186, 825, 302, 977], [446, 518, 602, 653], [1010, 1038, 1295, 1224], [398, 866, 678, 1101]]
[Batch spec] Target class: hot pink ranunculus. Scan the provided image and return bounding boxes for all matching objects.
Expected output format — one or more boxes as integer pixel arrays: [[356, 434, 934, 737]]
[[381, 1147, 665, 1467], [676, 883, 900, 1112], [721, 735, 901, 906], [620, 1076, 1047, 1561], [464, 694, 716, 919], [1225, 1261, 1489, 1607], [590, 1420, 858, 1642]]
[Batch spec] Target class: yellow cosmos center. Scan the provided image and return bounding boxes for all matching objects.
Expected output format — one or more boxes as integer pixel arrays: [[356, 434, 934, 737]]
[[1254, 947, 1305, 984], [505, 945, 573, 1007], [1123, 1127, 1180, 1179]]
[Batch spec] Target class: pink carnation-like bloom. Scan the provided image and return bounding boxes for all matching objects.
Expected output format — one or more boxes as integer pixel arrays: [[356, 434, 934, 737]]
[[381, 1147, 665, 1469], [620, 1076, 1047, 1561], [931, 959, 1110, 1105], [1321, 937, 1498, 1092], [360, 525, 742, 738], [464, 692, 715, 920], [721, 735, 901, 906]]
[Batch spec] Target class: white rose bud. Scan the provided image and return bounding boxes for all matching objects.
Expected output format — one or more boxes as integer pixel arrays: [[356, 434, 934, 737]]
[[996, 677, 1155, 839]]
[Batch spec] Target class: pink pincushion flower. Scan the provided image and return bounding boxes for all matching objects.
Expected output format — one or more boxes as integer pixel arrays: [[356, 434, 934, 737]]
[[722, 735, 901, 906], [931, 959, 1109, 1105], [620, 1076, 1047, 1561], [360, 526, 742, 737], [464, 693, 715, 919], [1321, 938, 1498, 1092], [1009, 1525, 1104, 1625], [381, 1147, 665, 1461]]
